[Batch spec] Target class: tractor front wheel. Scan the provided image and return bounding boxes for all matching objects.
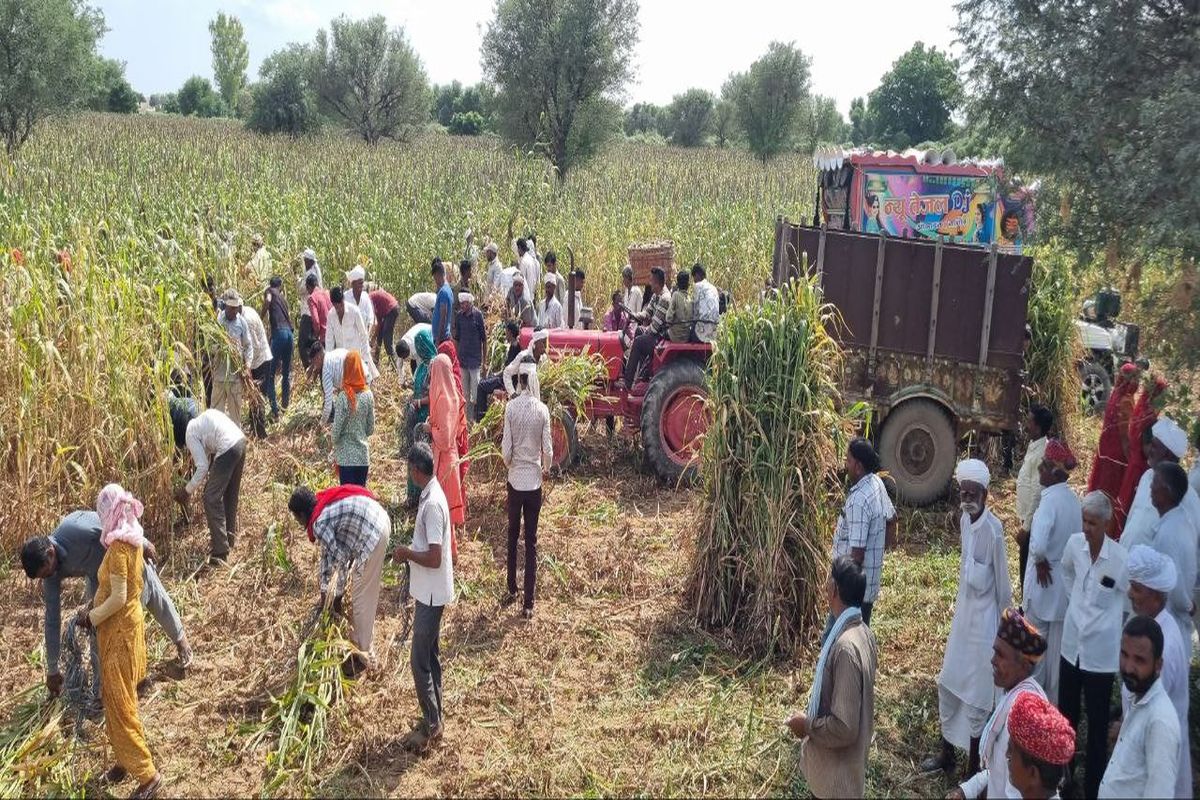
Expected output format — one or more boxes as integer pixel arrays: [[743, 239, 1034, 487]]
[[641, 360, 709, 486], [550, 409, 578, 471]]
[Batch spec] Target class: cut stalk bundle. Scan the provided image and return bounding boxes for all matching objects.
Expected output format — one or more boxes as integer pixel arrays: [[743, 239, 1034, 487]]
[[689, 278, 851, 657], [1025, 240, 1084, 438], [241, 613, 353, 798], [0, 687, 73, 799]]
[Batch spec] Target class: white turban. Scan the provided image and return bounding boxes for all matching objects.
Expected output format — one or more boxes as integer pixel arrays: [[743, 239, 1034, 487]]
[[458, 292, 474, 304], [346, 266, 366, 282], [1152, 417, 1188, 459], [531, 328, 549, 343], [484, 241, 498, 255], [518, 361, 541, 400], [512, 271, 526, 285], [302, 248, 316, 261], [954, 458, 991, 489], [1127, 544, 1177, 593]]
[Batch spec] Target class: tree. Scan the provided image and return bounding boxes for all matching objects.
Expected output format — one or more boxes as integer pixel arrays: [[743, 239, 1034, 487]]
[[957, 0, 1200, 266], [209, 13, 249, 109], [449, 111, 484, 135], [88, 57, 138, 113], [246, 45, 319, 136], [160, 93, 180, 114], [848, 96, 874, 144], [177, 76, 226, 118], [711, 97, 736, 148], [795, 94, 848, 154], [0, 0, 106, 154], [431, 81, 494, 133], [864, 42, 960, 150], [309, 15, 430, 144], [624, 102, 664, 137], [725, 41, 811, 164], [483, 0, 639, 179], [665, 88, 714, 147]]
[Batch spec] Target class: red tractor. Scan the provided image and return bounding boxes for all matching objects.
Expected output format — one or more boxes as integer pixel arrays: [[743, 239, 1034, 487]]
[[517, 328, 711, 484]]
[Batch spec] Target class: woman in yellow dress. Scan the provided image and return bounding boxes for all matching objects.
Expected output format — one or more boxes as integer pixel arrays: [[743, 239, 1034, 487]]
[[75, 483, 162, 798]]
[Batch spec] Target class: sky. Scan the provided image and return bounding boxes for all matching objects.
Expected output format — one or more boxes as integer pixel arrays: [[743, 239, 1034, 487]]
[[95, 0, 960, 115]]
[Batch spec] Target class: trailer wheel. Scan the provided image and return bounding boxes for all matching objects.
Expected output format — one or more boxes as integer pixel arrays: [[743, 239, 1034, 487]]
[[1079, 360, 1112, 416], [550, 409, 578, 470], [877, 399, 956, 506], [641, 360, 709, 486]]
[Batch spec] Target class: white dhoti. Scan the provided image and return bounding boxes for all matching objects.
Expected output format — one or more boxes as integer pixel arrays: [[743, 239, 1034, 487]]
[[1028, 616, 1063, 704], [938, 684, 992, 749]]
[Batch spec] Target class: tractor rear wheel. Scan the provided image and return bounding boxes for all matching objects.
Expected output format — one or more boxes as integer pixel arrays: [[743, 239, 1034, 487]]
[[550, 409, 578, 470], [877, 399, 956, 506], [641, 360, 709, 486]]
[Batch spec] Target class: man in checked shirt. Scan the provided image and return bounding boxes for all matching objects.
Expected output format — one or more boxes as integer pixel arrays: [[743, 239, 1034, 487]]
[[824, 438, 897, 639], [288, 483, 390, 679]]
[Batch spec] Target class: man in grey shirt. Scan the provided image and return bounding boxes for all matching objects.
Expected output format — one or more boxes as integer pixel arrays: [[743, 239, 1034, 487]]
[[19, 511, 192, 695]]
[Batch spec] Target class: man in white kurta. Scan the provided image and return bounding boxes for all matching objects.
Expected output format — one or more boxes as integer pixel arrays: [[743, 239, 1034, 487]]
[[1147, 462, 1197, 666], [926, 460, 1012, 776], [1125, 545, 1191, 799], [1023, 439, 1083, 704], [952, 607, 1048, 800], [1015, 406, 1053, 591], [346, 265, 376, 335], [324, 287, 380, 383]]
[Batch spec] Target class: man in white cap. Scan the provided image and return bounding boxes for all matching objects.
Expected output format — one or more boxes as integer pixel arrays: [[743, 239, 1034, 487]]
[[296, 248, 323, 367], [325, 286, 380, 383], [506, 271, 535, 327], [346, 265, 375, 339], [502, 361, 552, 619], [923, 459, 1012, 777], [483, 242, 508, 303], [212, 289, 253, 427], [503, 328, 549, 397], [1123, 544, 1190, 798], [1147, 461, 1196, 663], [245, 233, 272, 284], [1120, 417, 1200, 553], [539, 275, 565, 330], [515, 238, 541, 305]]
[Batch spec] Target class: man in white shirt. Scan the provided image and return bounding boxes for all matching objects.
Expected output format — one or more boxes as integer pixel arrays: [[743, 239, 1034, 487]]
[[483, 242, 509, 303], [690, 263, 721, 343], [1024, 438, 1083, 704], [1148, 461, 1197, 663], [396, 322, 432, 384], [393, 443, 454, 754], [212, 289, 254, 427], [829, 438, 896, 629], [1125, 545, 1190, 799], [1057, 491, 1128, 799], [345, 265, 375, 336], [951, 608, 1048, 800], [173, 408, 246, 564], [621, 265, 644, 316], [1016, 405, 1054, 591], [324, 286, 380, 383], [239, 302, 273, 438], [925, 460, 1012, 778], [307, 343, 348, 425], [542, 250, 567, 305], [244, 233, 272, 284], [502, 363, 553, 618], [502, 328, 549, 396], [406, 291, 437, 325], [1120, 417, 1200, 553], [516, 238, 541, 304], [539, 277, 565, 329], [1098, 615, 1180, 798]]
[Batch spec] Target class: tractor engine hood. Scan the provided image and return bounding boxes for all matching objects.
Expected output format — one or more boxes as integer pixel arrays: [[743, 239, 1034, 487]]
[[518, 328, 625, 382]]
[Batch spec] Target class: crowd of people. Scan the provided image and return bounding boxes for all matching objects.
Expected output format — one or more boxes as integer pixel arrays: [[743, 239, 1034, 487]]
[[787, 381, 1200, 799]]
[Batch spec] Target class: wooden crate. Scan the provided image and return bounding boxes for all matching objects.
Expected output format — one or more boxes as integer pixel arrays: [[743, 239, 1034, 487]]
[[628, 241, 674, 287]]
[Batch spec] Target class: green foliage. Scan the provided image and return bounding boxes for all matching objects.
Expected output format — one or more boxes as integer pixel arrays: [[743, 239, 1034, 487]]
[[848, 96, 870, 144], [483, 0, 639, 179], [247, 45, 320, 137], [449, 111, 485, 136], [665, 88, 714, 147], [957, 0, 1200, 262], [711, 98, 736, 148], [159, 92, 180, 114], [87, 57, 138, 114], [0, 0, 106, 154], [208, 12, 249, 109], [795, 94, 848, 154], [724, 41, 811, 165], [432, 81, 494, 132], [1025, 239, 1083, 434], [177, 76, 226, 118], [623, 102, 665, 137], [691, 278, 850, 656], [309, 15, 430, 144], [857, 42, 960, 150]]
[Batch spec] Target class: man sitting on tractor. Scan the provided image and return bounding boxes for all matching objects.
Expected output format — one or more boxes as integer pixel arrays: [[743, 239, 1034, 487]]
[[622, 266, 671, 389]]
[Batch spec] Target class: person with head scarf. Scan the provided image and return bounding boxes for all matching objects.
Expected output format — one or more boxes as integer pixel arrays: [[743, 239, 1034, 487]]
[[1056, 491, 1128, 798], [403, 328, 440, 507], [331, 351, 374, 487], [502, 327, 550, 397], [72, 485, 162, 798], [829, 438, 896, 629], [952, 608, 1048, 800], [1124, 545, 1190, 797], [1024, 438, 1083, 704], [925, 460, 1012, 777], [505, 271, 536, 327], [1005, 692, 1076, 800], [425, 352, 466, 528], [1115, 374, 1168, 533], [502, 361, 552, 618], [18, 509, 191, 699], [1087, 363, 1140, 511], [436, 341, 471, 489]]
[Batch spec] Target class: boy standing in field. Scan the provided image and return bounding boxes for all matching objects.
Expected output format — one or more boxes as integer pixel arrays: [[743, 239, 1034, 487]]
[[452, 292, 486, 421]]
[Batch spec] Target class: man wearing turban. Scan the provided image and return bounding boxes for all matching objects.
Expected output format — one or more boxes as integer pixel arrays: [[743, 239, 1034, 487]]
[[924, 460, 1012, 778], [1005, 692, 1076, 800]]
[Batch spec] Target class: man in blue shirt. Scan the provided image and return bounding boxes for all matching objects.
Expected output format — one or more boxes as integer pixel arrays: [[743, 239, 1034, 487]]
[[19, 512, 192, 694], [430, 258, 455, 345]]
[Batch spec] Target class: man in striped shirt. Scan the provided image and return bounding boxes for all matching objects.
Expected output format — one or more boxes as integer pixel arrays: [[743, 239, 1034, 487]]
[[622, 266, 671, 388]]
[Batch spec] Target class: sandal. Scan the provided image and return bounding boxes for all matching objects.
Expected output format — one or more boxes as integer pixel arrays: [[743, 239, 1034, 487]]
[[131, 773, 162, 799]]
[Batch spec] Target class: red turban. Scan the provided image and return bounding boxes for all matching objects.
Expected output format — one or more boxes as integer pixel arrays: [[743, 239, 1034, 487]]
[[1007, 691, 1076, 766], [1043, 438, 1077, 470]]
